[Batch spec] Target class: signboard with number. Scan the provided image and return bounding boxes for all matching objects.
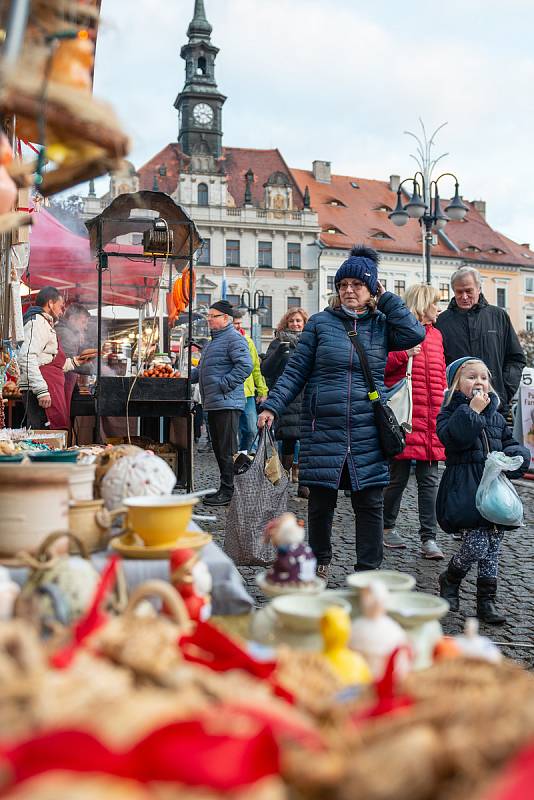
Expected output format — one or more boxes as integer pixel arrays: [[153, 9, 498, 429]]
[[519, 382, 534, 470]]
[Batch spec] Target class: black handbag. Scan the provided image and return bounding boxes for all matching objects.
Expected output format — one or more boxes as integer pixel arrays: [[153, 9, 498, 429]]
[[342, 319, 406, 458]]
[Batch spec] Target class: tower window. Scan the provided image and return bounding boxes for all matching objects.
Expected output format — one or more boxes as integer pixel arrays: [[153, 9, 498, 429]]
[[197, 56, 207, 75], [197, 183, 209, 206]]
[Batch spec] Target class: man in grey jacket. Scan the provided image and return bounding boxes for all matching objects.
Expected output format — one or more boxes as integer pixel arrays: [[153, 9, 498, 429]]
[[193, 300, 252, 506]]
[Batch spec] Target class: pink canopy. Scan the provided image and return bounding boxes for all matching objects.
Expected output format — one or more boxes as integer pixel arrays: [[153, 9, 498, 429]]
[[25, 209, 165, 308]]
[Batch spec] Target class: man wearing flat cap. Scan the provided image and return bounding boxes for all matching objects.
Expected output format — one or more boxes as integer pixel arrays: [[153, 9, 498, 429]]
[[192, 300, 252, 506]]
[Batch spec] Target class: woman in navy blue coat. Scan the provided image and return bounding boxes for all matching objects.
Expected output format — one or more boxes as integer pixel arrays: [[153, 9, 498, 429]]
[[258, 246, 425, 581]]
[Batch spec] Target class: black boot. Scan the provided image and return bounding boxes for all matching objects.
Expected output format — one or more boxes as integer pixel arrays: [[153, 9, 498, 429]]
[[476, 578, 506, 625], [439, 562, 466, 612]]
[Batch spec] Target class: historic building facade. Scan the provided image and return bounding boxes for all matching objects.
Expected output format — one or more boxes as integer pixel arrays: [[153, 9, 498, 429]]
[[81, 0, 534, 341]]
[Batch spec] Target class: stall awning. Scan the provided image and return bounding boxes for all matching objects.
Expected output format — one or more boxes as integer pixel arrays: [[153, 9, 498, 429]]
[[25, 208, 168, 308]]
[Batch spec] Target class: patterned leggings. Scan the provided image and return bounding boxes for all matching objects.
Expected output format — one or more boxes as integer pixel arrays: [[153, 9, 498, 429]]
[[451, 528, 504, 579]]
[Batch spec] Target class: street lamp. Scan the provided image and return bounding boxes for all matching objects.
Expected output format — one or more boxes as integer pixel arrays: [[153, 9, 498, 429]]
[[388, 171, 468, 284], [238, 289, 268, 351]]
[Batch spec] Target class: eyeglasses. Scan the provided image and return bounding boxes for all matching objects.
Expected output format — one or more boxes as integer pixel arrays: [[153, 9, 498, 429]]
[[207, 313, 225, 319], [339, 281, 365, 291]]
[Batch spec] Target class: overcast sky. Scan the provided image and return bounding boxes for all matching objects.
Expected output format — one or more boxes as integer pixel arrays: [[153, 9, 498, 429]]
[[92, 0, 534, 247]]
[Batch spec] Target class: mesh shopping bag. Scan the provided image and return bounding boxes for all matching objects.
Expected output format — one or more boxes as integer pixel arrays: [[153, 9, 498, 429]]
[[224, 427, 288, 566]]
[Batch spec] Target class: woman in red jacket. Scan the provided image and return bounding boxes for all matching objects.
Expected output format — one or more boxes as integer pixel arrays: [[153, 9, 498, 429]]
[[383, 284, 447, 559]]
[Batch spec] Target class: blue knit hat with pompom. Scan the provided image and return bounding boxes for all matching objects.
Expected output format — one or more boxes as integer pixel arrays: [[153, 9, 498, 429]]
[[334, 245, 380, 295]]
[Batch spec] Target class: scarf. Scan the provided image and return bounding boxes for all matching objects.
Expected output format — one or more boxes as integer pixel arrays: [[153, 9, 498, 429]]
[[341, 305, 370, 320], [275, 329, 301, 348]]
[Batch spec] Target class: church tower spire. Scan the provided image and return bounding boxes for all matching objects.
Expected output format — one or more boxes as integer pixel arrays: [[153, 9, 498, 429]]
[[174, 0, 226, 158]]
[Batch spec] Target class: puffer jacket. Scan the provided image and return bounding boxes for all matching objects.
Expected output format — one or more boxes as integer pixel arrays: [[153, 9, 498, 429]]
[[192, 323, 252, 411], [436, 391, 530, 533], [435, 294, 526, 411], [261, 332, 302, 441], [18, 309, 75, 398], [384, 324, 446, 461], [261, 292, 425, 490], [243, 335, 268, 399]]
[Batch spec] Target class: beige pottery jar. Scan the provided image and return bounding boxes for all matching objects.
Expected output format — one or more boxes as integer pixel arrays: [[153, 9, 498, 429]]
[[0, 464, 71, 556], [68, 499, 113, 553]]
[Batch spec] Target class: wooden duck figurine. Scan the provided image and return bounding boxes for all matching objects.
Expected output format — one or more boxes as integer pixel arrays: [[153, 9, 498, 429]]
[[320, 606, 372, 686]]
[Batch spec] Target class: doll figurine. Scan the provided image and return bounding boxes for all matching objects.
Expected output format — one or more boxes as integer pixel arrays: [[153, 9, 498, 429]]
[[264, 513, 317, 587], [350, 580, 408, 679], [169, 547, 212, 622]]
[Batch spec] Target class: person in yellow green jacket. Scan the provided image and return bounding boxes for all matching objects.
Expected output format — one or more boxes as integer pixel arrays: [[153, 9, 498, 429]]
[[232, 309, 268, 451]]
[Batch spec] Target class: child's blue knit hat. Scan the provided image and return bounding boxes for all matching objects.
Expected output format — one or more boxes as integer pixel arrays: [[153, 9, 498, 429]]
[[446, 356, 479, 388], [335, 245, 379, 295]]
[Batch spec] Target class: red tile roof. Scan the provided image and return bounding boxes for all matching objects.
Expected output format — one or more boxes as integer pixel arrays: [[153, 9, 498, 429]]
[[291, 168, 531, 268], [138, 144, 304, 208], [137, 146, 532, 269]]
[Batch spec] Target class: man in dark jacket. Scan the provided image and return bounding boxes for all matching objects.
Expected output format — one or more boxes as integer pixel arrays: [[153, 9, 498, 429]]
[[435, 266, 525, 413], [192, 300, 252, 506]]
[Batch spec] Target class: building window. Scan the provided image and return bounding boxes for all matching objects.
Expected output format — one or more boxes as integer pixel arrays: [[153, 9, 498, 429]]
[[197, 183, 209, 206], [226, 294, 240, 310], [381, 279, 387, 291], [439, 282, 450, 301], [197, 56, 207, 76], [158, 164, 167, 177], [496, 287, 507, 308], [287, 242, 301, 269], [226, 240, 240, 266], [287, 296, 301, 309], [394, 279, 406, 296], [260, 296, 272, 328], [327, 275, 335, 293], [525, 276, 534, 294], [526, 314, 534, 332], [258, 241, 272, 268], [197, 239, 210, 265], [196, 293, 211, 308]]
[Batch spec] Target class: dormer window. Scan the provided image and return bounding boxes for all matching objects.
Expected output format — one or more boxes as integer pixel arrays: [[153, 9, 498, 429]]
[[373, 204, 393, 213], [325, 197, 347, 208], [463, 245, 481, 253], [370, 229, 394, 240], [324, 226, 343, 235], [486, 247, 506, 255], [350, 181, 359, 189]]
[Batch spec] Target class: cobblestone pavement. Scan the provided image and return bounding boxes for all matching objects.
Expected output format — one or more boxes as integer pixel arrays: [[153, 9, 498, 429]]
[[192, 442, 534, 667]]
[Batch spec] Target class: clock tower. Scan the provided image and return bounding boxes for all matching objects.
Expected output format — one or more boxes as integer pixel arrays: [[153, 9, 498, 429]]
[[175, 0, 226, 158]]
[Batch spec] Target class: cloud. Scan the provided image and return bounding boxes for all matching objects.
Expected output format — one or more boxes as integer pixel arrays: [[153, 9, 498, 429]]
[[91, 0, 534, 247]]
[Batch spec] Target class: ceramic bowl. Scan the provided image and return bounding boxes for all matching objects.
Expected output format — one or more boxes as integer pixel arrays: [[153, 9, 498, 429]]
[[271, 592, 351, 633], [386, 590, 449, 627], [346, 569, 416, 596], [28, 450, 79, 463], [122, 495, 199, 547]]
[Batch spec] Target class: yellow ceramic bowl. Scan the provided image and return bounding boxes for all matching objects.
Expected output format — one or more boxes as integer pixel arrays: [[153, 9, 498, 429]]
[[122, 495, 199, 547]]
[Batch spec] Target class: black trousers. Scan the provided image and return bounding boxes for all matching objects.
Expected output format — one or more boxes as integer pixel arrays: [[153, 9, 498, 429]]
[[207, 409, 240, 494], [308, 466, 384, 570], [383, 459, 439, 542], [21, 391, 48, 429]]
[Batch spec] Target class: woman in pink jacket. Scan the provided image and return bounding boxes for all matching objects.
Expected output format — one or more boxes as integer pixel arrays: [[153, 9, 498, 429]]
[[383, 284, 447, 559]]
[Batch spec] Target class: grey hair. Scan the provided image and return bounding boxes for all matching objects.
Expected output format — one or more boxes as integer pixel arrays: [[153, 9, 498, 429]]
[[450, 265, 481, 289]]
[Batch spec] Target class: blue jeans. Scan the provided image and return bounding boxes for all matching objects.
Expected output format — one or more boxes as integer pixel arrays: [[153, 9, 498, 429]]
[[239, 396, 258, 451]]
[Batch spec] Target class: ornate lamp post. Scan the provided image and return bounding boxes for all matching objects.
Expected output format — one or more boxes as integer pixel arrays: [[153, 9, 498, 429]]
[[389, 120, 469, 285], [389, 172, 468, 285]]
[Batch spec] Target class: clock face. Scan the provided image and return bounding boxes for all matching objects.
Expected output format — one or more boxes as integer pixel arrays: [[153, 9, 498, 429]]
[[193, 103, 214, 126]]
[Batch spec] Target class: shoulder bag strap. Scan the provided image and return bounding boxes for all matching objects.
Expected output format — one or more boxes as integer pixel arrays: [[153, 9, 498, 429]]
[[341, 318, 380, 403]]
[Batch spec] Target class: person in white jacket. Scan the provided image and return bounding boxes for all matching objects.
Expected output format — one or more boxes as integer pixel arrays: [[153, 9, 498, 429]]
[[19, 286, 91, 429]]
